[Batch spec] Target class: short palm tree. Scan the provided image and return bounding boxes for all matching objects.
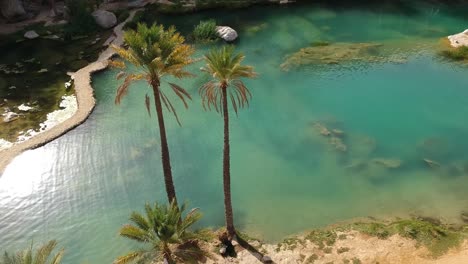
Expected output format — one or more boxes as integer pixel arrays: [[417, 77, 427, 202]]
[[111, 23, 195, 205], [199, 46, 257, 239], [115, 201, 209, 264], [1, 240, 64, 264]]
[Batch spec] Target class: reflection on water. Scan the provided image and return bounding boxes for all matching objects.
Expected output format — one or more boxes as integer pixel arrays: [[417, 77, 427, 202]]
[[1, 2, 468, 263]]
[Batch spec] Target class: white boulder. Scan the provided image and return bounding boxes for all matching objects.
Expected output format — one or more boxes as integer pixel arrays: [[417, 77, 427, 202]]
[[448, 29, 468, 48], [24, 30, 39, 40], [216, 26, 238, 42], [92, 10, 117, 29]]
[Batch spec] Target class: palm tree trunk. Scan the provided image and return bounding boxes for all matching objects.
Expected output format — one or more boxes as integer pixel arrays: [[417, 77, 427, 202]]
[[152, 80, 178, 205], [221, 84, 235, 238], [162, 244, 174, 264]]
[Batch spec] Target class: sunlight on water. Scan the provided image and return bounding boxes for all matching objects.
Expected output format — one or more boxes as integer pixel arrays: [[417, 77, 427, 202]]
[[1, 2, 467, 263]]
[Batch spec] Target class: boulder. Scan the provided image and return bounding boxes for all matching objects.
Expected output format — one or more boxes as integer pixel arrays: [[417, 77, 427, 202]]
[[92, 10, 117, 29], [447, 29, 468, 48], [216, 26, 238, 42], [24, 30, 39, 40], [1, 0, 26, 21]]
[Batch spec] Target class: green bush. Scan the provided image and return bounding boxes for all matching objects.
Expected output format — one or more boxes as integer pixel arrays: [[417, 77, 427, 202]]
[[64, 0, 98, 38], [193, 19, 218, 42], [441, 46, 468, 61]]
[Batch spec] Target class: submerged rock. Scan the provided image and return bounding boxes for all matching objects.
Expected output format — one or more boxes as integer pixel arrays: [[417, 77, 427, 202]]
[[2, 111, 19, 123], [24, 30, 39, 40], [423, 158, 440, 169], [216, 26, 238, 42], [372, 158, 402, 169], [313, 122, 331, 136], [447, 29, 468, 48], [461, 212, 468, 223], [92, 10, 117, 29], [330, 136, 347, 152], [281, 42, 384, 71]]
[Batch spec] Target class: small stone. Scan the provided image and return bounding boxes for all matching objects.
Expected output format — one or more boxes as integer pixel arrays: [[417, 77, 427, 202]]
[[38, 68, 48, 73], [262, 256, 273, 263], [24, 30, 39, 39], [219, 245, 227, 254]]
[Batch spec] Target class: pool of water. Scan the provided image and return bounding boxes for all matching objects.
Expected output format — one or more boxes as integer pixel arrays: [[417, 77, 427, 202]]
[[1, 2, 468, 263]]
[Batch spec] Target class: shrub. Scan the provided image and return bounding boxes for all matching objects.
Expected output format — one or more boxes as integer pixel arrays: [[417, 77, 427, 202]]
[[64, 0, 98, 38], [193, 19, 218, 42]]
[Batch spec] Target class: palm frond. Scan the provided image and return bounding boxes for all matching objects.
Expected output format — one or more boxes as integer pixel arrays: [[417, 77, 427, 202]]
[[200, 46, 257, 115]]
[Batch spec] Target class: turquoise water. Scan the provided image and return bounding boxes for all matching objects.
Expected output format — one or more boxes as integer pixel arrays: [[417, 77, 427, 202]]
[[1, 3, 468, 263]]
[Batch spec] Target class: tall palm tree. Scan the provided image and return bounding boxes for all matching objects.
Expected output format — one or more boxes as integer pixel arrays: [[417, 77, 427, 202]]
[[199, 46, 257, 239], [114, 201, 210, 264], [111, 23, 195, 205], [1, 240, 64, 264]]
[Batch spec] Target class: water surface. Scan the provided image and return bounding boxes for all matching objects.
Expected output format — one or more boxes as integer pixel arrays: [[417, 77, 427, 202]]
[[1, 3, 468, 263]]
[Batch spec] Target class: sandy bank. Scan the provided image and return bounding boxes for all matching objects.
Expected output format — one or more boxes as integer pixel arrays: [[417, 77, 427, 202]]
[[0, 10, 138, 173]]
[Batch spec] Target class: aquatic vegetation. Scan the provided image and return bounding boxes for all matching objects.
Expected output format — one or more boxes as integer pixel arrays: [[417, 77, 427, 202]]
[[280, 42, 384, 71], [115, 202, 209, 264], [1, 240, 64, 264], [111, 23, 195, 204], [349, 219, 467, 257], [199, 46, 257, 239], [305, 230, 338, 249], [441, 46, 468, 61], [193, 19, 218, 42]]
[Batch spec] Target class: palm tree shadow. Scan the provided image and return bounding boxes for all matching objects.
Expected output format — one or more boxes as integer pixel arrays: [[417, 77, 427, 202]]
[[235, 236, 275, 264]]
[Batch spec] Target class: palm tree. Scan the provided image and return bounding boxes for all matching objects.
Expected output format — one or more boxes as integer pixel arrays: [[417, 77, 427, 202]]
[[114, 201, 210, 264], [1, 240, 64, 264], [111, 23, 195, 205], [199, 46, 257, 239]]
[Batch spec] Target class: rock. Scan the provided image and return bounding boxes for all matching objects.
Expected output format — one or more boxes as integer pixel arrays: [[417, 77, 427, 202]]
[[330, 136, 347, 152], [65, 81, 72, 89], [262, 256, 273, 263], [313, 122, 331, 136], [423, 158, 440, 169], [216, 26, 238, 42], [281, 42, 383, 71], [447, 29, 468, 48], [24, 30, 39, 40], [219, 245, 227, 254], [332, 129, 344, 137], [461, 211, 468, 223], [92, 10, 117, 29], [3, 112, 19, 123], [373, 158, 402, 169], [1, 0, 26, 21], [18, 104, 34, 112], [38, 68, 48, 73]]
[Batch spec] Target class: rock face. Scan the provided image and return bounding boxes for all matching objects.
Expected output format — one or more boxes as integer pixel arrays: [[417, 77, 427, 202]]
[[1, 0, 26, 21], [24, 30, 39, 39], [448, 29, 468, 48], [216, 26, 238, 42], [92, 10, 117, 29]]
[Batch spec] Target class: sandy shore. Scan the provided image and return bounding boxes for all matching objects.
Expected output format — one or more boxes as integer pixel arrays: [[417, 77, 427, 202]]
[[0, 10, 138, 173]]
